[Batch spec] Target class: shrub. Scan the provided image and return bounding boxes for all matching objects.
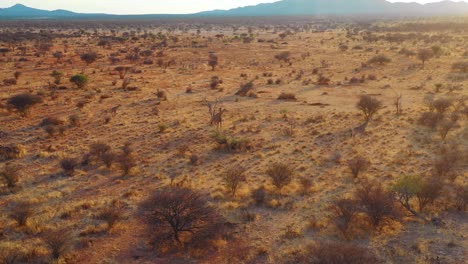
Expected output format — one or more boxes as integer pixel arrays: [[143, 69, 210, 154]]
[[347, 156, 370, 178], [391, 175, 423, 215], [101, 152, 116, 168], [295, 241, 379, 264], [118, 152, 136, 176], [357, 182, 400, 228], [80, 51, 98, 67], [316, 74, 330, 85], [0, 164, 20, 188], [274, 51, 291, 62], [454, 186, 468, 211], [208, 53, 218, 70], [3, 78, 17, 86], [332, 198, 359, 239], [277, 92, 297, 101], [417, 49, 434, 68], [69, 114, 81, 127], [14, 71, 22, 80], [7, 93, 43, 117], [10, 202, 34, 226], [213, 131, 252, 152], [367, 54, 391, 65], [0, 144, 26, 161], [433, 145, 460, 178], [142, 187, 224, 247], [70, 74, 88, 89], [438, 118, 456, 141], [266, 163, 294, 191], [98, 206, 122, 231], [452, 61, 468, 73], [42, 229, 74, 260], [89, 142, 111, 159], [252, 187, 266, 205], [114, 66, 132, 79], [416, 177, 442, 212], [60, 158, 78, 176], [223, 166, 247, 197], [50, 70, 63, 85], [418, 112, 440, 129], [236, 81, 254, 96], [356, 95, 382, 121], [432, 98, 453, 114]]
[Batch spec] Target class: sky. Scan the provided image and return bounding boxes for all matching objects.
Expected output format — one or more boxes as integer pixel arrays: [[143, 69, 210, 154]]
[[0, 0, 467, 14]]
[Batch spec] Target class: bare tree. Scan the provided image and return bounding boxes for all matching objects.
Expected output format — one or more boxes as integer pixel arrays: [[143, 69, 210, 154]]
[[143, 187, 223, 246], [417, 49, 434, 69]]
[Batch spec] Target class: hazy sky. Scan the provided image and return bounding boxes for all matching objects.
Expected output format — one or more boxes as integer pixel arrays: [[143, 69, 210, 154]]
[[1, 0, 467, 14]]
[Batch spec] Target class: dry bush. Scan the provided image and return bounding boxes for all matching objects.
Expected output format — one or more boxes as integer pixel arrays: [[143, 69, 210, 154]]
[[212, 131, 252, 152], [451, 61, 468, 73], [316, 74, 330, 85], [275, 51, 291, 62], [347, 156, 370, 178], [114, 66, 132, 79], [294, 241, 379, 264], [208, 53, 218, 70], [416, 177, 443, 212], [60, 158, 78, 176], [356, 95, 382, 121], [68, 114, 81, 127], [266, 163, 294, 191], [367, 54, 391, 65], [10, 201, 34, 226], [418, 112, 440, 129], [142, 187, 224, 248], [357, 182, 400, 228], [236, 81, 254, 96], [42, 229, 75, 260], [98, 205, 122, 231], [433, 145, 460, 179], [101, 152, 116, 168], [454, 186, 468, 211], [277, 92, 297, 101], [0, 144, 26, 161], [417, 48, 434, 68], [1, 164, 20, 188], [432, 98, 453, 114], [156, 88, 167, 101], [89, 142, 111, 160], [223, 166, 247, 197], [332, 198, 359, 239], [252, 186, 266, 205], [438, 118, 457, 141], [7, 93, 43, 117]]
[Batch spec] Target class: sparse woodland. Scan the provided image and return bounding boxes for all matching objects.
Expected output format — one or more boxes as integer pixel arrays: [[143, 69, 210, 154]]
[[0, 18, 467, 263]]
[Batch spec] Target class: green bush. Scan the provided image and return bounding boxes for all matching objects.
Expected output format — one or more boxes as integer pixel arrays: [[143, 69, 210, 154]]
[[70, 74, 88, 89]]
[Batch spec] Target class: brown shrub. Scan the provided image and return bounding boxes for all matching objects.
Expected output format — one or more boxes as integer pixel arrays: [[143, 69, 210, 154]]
[[7, 93, 43, 117], [356, 95, 382, 121], [357, 182, 400, 228], [10, 201, 34, 226], [347, 156, 370, 178], [295, 241, 380, 264], [454, 186, 468, 211], [332, 198, 359, 239], [42, 229, 75, 260], [60, 158, 78, 176], [141, 187, 224, 248], [1, 164, 20, 188], [277, 92, 297, 101], [223, 166, 247, 197], [266, 163, 294, 191]]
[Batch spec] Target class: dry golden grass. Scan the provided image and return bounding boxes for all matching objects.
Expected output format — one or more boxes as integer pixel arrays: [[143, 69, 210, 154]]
[[0, 17, 467, 263]]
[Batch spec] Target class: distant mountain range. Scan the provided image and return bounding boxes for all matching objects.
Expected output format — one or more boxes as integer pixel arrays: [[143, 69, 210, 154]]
[[1, 1, 468, 19]]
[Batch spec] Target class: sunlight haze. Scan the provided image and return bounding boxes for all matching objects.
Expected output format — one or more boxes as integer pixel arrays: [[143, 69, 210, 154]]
[[0, 0, 467, 14]]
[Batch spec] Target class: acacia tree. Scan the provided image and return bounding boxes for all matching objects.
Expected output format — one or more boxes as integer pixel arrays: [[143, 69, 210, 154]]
[[417, 49, 434, 69], [143, 187, 223, 246], [208, 53, 218, 71], [80, 51, 98, 73], [356, 95, 383, 122], [357, 182, 400, 228]]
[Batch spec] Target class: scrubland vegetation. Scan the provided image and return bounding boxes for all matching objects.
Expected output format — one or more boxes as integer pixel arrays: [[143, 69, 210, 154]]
[[0, 17, 467, 263]]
